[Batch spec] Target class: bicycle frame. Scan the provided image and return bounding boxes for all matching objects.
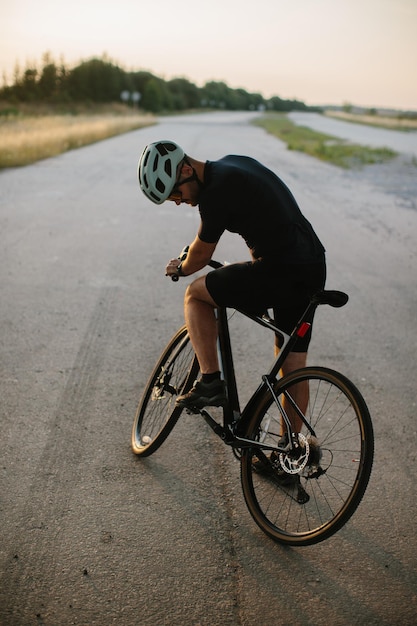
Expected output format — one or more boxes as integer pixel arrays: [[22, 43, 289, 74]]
[[171, 256, 348, 455], [197, 297, 321, 453]]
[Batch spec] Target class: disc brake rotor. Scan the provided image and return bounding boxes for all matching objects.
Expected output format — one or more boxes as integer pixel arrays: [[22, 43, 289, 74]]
[[279, 433, 310, 474]]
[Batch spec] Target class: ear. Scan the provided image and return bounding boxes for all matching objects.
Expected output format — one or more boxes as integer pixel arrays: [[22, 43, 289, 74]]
[[180, 161, 193, 177]]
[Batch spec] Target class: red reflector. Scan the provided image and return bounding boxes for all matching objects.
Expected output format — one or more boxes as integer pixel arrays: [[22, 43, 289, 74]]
[[297, 322, 311, 338]]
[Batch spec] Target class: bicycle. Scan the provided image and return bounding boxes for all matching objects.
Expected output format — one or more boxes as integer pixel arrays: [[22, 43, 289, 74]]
[[131, 255, 374, 546]]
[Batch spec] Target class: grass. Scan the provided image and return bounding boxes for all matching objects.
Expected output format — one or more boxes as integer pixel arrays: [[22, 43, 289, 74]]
[[325, 110, 417, 132], [0, 104, 155, 169], [253, 113, 397, 168]]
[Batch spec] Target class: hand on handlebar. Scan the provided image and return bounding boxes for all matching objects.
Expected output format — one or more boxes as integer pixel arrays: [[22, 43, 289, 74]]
[[166, 245, 189, 282], [166, 258, 182, 281]]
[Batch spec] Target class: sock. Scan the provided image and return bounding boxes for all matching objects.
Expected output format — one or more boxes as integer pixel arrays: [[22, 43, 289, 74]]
[[202, 372, 221, 384]]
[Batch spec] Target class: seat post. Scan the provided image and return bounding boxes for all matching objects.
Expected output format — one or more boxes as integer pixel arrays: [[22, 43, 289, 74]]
[[269, 298, 319, 380]]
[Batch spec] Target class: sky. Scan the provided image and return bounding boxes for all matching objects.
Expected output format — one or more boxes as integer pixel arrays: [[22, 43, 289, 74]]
[[1, 0, 416, 110]]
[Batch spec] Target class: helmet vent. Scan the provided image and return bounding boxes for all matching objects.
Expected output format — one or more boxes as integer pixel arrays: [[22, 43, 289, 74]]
[[155, 178, 165, 193], [156, 143, 168, 156], [164, 161, 172, 177]]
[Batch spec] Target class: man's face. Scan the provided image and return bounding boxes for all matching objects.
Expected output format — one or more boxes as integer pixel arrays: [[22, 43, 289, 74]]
[[168, 162, 200, 206], [168, 180, 199, 206]]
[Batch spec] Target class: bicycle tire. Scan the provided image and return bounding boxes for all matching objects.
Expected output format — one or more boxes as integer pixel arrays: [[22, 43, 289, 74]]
[[131, 326, 199, 457], [240, 367, 374, 546]]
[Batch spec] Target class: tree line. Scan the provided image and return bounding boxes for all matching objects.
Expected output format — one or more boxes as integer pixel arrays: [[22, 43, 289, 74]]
[[0, 53, 319, 114]]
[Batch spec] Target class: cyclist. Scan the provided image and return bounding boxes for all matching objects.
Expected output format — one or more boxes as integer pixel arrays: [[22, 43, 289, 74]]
[[138, 140, 326, 423]]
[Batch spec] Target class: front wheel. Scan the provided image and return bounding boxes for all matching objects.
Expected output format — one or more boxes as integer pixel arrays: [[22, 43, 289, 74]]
[[131, 326, 199, 457], [240, 367, 374, 546]]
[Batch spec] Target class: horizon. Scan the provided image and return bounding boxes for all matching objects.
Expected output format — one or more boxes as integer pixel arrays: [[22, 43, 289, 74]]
[[1, 0, 416, 112]]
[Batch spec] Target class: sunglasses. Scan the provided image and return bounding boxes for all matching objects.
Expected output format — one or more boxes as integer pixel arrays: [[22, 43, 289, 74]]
[[172, 174, 195, 192], [168, 160, 195, 201]]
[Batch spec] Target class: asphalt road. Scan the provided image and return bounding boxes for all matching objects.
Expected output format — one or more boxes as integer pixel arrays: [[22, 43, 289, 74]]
[[288, 111, 417, 155], [1, 112, 416, 626]]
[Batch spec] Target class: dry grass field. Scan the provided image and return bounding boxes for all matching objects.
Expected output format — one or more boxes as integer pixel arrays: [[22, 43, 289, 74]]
[[0, 110, 155, 168], [325, 110, 417, 130]]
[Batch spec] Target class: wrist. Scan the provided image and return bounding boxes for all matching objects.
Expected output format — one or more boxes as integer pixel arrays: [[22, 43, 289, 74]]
[[176, 262, 185, 277]]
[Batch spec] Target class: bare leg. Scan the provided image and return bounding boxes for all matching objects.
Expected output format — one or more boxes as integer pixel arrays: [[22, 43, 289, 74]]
[[277, 349, 308, 434], [184, 276, 219, 374]]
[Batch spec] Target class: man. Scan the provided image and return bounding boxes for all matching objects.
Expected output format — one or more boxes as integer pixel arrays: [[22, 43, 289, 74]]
[[138, 140, 326, 420]]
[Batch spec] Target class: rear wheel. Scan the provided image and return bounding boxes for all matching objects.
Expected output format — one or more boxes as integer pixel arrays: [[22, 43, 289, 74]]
[[131, 326, 199, 456], [240, 367, 374, 546]]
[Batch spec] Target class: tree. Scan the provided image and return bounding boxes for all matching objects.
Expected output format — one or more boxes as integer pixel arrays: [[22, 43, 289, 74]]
[[201, 81, 230, 108], [167, 78, 200, 110], [21, 68, 39, 101], [141, 77, 173, 112], [39, 63, 58, 99], [67, 58, 126, 102]]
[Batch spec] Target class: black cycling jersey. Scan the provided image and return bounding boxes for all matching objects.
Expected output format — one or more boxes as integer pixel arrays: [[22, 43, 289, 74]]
[[198, 155, 325, 264]]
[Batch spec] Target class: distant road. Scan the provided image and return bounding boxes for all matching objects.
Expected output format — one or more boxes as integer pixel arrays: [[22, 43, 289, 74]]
[[288, 111, 417, 155]]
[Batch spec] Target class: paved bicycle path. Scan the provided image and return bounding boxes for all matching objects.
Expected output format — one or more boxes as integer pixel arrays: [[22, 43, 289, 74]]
[[288, 111, 417, 155], [1, 111, 416, 625]]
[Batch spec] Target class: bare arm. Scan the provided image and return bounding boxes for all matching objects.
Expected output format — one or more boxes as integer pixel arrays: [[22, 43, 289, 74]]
[[166, 236, 217, 278]]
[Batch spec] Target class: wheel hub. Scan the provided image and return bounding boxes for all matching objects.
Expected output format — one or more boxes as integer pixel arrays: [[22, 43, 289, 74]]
[[279, 433, 310, 474]]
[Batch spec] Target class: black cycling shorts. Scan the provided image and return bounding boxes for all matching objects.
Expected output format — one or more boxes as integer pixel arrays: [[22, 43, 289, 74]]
[[205, 257, 326, 353]]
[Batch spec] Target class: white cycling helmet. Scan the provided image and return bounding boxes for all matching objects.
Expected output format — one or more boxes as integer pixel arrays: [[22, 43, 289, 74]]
[[138, 140, 185, 204]]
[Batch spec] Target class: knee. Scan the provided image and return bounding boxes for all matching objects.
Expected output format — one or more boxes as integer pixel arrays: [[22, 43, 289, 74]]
[[184, 276, 201, 296], [184, 278, 203, 308], [184, 283, 194, 306], [184, 276, 217, 307]]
